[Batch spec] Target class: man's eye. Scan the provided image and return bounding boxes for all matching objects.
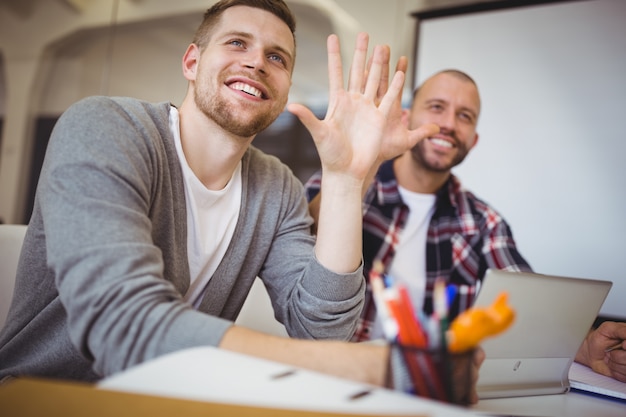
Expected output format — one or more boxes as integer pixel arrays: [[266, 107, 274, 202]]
[[269, 54, 285, 65], [459, 113, 474, 123], [229, 40, 244, 47]]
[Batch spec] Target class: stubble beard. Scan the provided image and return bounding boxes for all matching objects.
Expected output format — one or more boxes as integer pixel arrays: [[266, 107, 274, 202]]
[[194, 76, 285, 139], [411, 137, 470, 173]]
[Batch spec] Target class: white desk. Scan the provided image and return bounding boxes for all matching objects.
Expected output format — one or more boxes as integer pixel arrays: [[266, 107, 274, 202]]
[[99, 347, 624, 417]]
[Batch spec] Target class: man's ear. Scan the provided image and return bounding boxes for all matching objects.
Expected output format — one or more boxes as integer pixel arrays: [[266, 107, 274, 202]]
[[470, 133, 480, 150], [182, 44, 199, 81]]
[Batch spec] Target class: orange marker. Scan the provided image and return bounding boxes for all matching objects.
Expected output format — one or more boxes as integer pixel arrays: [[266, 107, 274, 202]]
[[446, 292, 515, 353]]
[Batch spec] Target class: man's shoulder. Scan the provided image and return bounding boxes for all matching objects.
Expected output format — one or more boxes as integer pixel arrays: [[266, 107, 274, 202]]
[[59, 96, 173, 142], [446, 175, 504, 218], [60, 96, 168, 124], [69, 96, 170, 117], [51, 96, 174, 160]]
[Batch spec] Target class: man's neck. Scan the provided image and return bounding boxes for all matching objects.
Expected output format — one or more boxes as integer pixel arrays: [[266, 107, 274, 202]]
[[392, 153, 450, 194], [178, 100, 253, 191]]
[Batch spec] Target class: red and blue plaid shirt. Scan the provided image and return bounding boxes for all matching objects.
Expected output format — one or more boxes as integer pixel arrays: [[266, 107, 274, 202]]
[[305, 159, 532, 342]]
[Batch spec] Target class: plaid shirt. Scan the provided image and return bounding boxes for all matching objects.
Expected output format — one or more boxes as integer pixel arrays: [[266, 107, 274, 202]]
[[305, 159, 531, 342]]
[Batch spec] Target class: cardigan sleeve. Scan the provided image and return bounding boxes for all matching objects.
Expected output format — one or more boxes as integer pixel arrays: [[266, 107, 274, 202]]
[[243, 150, 365, 341]]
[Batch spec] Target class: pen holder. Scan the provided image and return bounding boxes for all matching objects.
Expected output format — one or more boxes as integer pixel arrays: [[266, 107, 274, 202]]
[[389, 343, 475, 405]]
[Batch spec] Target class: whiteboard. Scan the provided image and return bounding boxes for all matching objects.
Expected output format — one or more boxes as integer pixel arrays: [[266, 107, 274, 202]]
[[414, 0, 626, 319]]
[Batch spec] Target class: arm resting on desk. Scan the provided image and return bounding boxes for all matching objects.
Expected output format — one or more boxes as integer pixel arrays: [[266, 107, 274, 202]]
[[220, 326, 389, 387], [219, 326, 484, 405]]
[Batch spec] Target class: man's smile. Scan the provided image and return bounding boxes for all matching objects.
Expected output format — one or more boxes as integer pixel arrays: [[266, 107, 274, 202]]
[[428, 137, 454, 149], [226, 77, 269, 99]]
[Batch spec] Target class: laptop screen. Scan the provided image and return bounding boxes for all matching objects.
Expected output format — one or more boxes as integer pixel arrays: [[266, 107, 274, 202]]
[[473, 269, 611, 398]]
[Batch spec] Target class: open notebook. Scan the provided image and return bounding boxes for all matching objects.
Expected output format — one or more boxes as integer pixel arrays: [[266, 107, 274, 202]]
[[569, 361, 626, 401], [472, 269, 611, 399]]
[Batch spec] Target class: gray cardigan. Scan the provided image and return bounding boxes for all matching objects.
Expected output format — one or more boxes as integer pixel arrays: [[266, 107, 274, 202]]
[[0, 96, 365, 382]]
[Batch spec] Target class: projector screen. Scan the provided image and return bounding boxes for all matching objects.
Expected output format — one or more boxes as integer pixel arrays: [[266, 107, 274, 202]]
[[413, 0, 626, 319]]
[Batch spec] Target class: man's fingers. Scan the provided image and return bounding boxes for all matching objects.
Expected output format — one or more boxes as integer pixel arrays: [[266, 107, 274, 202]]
[[377, 70, 405, 116], [363, 45, 386, 100], [375, 45, 391, 101], [408, 123, 440, 147], [327, 34, 344, 96], [286, 103, 322, 141], [395, 55, 408, 75], [347, 32, 369, 93]]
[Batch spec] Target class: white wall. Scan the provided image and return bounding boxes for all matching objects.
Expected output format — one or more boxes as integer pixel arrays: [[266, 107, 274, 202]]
[[414, 0, 626, 319]]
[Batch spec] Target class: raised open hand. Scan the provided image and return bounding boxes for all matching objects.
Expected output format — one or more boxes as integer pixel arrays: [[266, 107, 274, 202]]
[[287, 33, 405, 182]]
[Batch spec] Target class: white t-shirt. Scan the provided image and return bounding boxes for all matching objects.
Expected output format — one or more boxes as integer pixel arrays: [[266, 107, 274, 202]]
[[369, 185, 436, 339], [169, 106, 241, 308]]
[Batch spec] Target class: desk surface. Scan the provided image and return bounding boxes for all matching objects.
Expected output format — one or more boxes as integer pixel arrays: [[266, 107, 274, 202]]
[[472, 390, 625, 417], [96, 346, 624, 417], [1, 377, 386, 417]]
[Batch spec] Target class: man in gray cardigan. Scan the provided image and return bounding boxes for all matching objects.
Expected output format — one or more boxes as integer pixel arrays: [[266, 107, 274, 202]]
[[0, 0, 484, 402]]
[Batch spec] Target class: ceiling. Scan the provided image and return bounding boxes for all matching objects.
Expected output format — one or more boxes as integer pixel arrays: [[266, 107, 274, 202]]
[[0, 0, 497, 18]]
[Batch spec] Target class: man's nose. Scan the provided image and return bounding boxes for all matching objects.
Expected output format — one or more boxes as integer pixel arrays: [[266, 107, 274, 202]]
[[242, 49, 267, 75], [439, 109, 457, 131]]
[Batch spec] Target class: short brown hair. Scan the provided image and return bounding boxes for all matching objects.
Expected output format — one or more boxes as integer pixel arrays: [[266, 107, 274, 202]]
[[192, 0, 296, 48], [413, 69, 478, 100]]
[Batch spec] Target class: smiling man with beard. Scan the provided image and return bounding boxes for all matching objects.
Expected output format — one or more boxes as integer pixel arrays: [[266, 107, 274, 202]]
[[306, 68, 626, 385], [1, 0, 470, 395], [306, 69, 532, 339]]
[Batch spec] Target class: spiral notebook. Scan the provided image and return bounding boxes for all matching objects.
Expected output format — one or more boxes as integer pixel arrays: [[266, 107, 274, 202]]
[[472, 269, 612, 399]]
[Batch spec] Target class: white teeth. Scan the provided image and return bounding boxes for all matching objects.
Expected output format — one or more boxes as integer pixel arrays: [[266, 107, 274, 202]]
[[230, 82, 262, 98], [430, 137, 452, 148]]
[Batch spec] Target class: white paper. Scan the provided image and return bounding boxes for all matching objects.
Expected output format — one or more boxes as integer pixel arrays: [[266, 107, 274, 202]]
[[98, 346, 478, 416], [568, 362, 626, 400]]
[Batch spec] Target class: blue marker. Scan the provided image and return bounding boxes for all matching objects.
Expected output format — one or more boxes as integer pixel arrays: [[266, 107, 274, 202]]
[[446, 285, 458, 308]]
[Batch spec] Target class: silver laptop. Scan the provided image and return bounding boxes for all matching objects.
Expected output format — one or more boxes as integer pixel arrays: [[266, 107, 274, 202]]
[[472, 269, 612, 399]]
